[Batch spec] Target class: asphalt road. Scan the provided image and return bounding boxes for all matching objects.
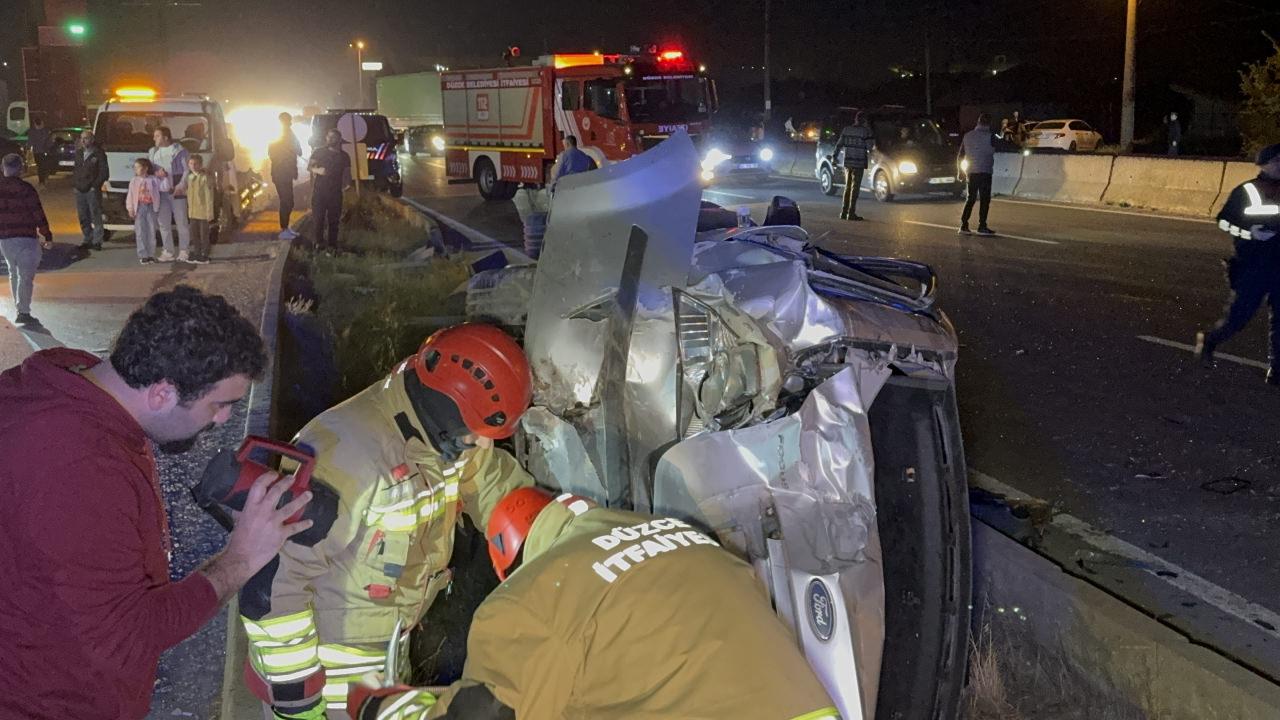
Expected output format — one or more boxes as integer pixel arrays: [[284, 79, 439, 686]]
[[400, 153, 1280, 618]]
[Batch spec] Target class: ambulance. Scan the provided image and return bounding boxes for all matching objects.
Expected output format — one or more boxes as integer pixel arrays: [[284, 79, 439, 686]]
[[442, 47, 716, 200]]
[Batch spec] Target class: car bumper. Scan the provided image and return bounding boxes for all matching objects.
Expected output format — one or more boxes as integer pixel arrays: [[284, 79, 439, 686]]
[[895, 174, 962, 193]]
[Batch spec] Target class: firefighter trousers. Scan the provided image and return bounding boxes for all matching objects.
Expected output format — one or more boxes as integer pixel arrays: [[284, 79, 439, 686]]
[[1205, 245, 1280, 366]]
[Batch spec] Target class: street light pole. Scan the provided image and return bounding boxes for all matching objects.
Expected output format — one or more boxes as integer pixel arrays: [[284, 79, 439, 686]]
[[355, 41, 365, 107], [1119, 0, 1137, 152], [762, 0, 771, 121]]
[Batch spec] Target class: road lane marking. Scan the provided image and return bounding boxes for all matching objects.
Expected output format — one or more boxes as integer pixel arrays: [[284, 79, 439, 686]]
[[993, 197, 1216, 225], [1136, 334, 1268, 370], [703, 189, 757, 201], [971, 469, 1280, 644], [903, 220, 1061, 245]]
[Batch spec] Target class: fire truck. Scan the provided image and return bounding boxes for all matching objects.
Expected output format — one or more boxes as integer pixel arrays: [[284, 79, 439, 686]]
[[442, 47, 716, 200]]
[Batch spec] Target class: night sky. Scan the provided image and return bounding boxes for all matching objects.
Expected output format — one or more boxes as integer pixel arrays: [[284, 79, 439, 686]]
[[1, 0, 1278, 111]]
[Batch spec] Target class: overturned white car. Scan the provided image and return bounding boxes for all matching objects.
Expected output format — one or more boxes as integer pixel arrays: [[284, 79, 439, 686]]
[[464, 132, 970, 720]]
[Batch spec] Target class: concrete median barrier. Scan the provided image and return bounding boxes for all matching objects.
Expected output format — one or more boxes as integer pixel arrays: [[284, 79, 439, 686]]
[[1013, 153, 1114, 204], [1213, 161, 1259, 216], [992, 152, 1023, 196], [1104, 156, 1226, 216]]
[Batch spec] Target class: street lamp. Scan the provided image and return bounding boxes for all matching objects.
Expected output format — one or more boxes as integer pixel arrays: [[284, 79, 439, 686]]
[[349, 40, 366, 107]]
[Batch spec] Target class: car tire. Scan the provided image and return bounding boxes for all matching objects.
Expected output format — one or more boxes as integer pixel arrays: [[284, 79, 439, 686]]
[[873, 170, 894, 202], [1069, 141, 1078, 152], [870, 378, 971, 720], [819, 165, 838, 196]]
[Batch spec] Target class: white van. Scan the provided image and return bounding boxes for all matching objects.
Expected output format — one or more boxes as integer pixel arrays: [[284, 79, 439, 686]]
[[92, 89, 235, 229]]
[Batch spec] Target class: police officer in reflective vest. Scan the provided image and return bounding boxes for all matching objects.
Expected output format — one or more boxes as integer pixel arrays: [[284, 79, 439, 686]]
[[240, 324, 534, 719], [1197, 143, 1280, 385], [347, 488, 841, 720]]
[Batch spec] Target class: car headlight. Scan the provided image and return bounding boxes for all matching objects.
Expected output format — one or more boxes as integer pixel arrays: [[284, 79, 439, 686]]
[[675, 291, 760, 436], [959, 158, 970, 173], [701, 169, 715, 182], [758, 146, 774, 162], [701, 147, 731, 172], [898, 160, 918, 174], [1023, 148, 1032, 157], [431, 135, 445, 151]]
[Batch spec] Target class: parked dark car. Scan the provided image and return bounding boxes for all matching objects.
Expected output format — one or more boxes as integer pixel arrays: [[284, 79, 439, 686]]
[[815, 108, 963, 201], [402, 124, 446, 157], [48, 127, 83, 174], [310, 111, 403, 197]]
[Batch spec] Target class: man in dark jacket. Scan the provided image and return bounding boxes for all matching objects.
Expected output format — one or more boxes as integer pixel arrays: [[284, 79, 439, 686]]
[[269, 112, 302, 240], [72, 129, 109, 250], [1196, 143, 1280, 385], [0, 286, 315, 720], [0, 152, 53, 325], [308, 129, 351, 250], [27, 118, 52, 186], [833, 111, 873, 221]]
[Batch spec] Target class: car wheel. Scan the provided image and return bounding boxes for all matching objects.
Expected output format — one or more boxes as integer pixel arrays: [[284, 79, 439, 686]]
[[819, 165, 837, 196], [873, 170, 894, 202], [1069, 141, 1078, 152], [870, 378, 971, 720]]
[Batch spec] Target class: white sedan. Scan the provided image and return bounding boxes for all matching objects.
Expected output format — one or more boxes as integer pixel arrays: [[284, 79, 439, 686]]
[[1023, 119, 1103, 152]]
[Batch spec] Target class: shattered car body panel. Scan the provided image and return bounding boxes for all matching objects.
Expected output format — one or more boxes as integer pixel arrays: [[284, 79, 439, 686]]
[[467, 130, 970, 720]]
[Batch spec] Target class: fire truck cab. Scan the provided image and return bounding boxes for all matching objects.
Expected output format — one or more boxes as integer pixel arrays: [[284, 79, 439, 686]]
[[442, 47, 715, 200]]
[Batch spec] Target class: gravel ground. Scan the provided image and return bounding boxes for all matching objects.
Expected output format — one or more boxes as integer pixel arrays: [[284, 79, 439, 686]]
[[144, 243, 280, 720]]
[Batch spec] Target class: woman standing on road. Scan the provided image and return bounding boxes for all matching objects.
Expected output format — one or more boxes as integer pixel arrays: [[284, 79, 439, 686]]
[[148, 126, 191, 262]]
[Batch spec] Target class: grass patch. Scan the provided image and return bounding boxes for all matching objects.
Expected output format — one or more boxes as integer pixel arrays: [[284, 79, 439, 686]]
[[283, 190, 471, 407]]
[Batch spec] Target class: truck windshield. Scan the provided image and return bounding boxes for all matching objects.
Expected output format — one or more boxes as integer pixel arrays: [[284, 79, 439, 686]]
[[625, 75, 707, 124], [96, 112, 212, 153]]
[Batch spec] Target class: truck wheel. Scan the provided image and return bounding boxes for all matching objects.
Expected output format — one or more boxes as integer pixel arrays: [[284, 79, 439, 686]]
[[475, 158, 515, 201], [869, 377, 971, 720], [819, 165, 838, 196]]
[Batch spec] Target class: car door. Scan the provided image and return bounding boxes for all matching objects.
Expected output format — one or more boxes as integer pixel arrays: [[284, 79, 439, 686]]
[[1067, 121, 1089, 150], [1077, 121, 1101, 150], [580, 79, 629, 162]]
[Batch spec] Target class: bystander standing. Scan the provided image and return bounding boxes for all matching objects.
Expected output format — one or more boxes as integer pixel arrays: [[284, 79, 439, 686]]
[[72, 129, 108, 251], [834, 111, 874, 221], [958, 113, 997, 236], [0, 153, 53, 325], [307, 128, 350, 251], [27, 118, 52, 187], [150, 127, 192, 263], [0, 285, 314, 720], [126, 158, 162, 265], [549, 134, 594, 191], [182, 153, 214, 264], [269, 112, 302, 240]]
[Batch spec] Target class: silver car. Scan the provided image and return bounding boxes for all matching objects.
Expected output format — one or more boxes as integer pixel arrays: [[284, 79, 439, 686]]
[[466, 132, 971, 720]]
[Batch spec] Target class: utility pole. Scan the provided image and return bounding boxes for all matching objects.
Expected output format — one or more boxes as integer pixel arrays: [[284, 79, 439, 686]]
[[353, 40, 365, 107], [1119, 0, 1137, 152], [925, 30, 932, 116], [762, 0, 771, 121]]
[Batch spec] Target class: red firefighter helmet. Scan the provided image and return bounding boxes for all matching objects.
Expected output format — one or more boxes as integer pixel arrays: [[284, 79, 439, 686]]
[[487, 488, 597, 580], [488, 487, 554, 581], [412, 324, 532, 440]]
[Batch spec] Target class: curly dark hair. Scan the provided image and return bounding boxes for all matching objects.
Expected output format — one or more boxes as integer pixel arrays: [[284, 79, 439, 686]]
[[111, 285, 267, 403]]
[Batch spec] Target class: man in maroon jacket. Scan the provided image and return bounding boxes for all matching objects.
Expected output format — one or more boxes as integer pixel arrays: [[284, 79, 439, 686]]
[[0, 152, 53, 325], [0, 285, 315, 719]]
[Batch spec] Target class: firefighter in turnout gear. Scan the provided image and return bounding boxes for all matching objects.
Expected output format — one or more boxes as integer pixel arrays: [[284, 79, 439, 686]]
[[347, 488, 841, 720], [1197, 143, 1280, 385], [240, 325, 535, 719]]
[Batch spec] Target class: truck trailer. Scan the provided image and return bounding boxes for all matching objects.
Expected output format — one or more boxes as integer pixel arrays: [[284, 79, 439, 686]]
[[442, 47, 716, 200]]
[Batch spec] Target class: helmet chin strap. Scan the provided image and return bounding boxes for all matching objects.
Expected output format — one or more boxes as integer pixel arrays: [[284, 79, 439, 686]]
[[404, 371, 475, 461]]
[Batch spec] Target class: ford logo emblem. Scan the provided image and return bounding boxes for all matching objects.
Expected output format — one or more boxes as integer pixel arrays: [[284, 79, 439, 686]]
[[806, 578, 835, 642]]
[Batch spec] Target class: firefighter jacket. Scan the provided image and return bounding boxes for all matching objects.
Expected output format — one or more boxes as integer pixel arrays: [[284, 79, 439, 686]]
[[1217, 173, 1280, 245], [240, 367, 532, 719], [358, 503, 840, 720]]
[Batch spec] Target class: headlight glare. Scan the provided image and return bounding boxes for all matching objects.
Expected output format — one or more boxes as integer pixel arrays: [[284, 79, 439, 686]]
[[758, 147, 774, 162], [898, 160, 919, 174], [701, 147, 731, 172]]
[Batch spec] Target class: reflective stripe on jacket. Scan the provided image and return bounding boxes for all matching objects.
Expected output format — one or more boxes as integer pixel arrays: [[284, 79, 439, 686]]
[[242, 364, 532, 719]]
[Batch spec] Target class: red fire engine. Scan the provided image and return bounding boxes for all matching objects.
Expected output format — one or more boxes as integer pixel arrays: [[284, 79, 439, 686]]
[[442, 47, 716, 200]]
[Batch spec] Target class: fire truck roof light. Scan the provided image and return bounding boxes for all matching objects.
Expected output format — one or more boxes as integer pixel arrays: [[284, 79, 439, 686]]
[[114, 86, 158, 100], [659, 50, 685, 61]]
